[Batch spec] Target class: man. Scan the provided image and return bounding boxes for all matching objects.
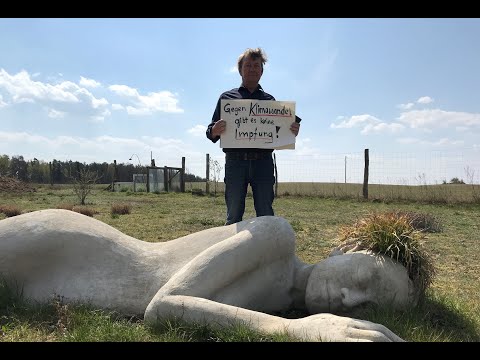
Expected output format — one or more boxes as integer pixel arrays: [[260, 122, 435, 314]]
[[206, 48, 301, 225]]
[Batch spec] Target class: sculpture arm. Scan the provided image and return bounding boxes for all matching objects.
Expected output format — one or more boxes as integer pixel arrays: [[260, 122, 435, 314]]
[[144, 294, 404, 342], [153, 217, 297, 301], [143, 217, 404, 342]]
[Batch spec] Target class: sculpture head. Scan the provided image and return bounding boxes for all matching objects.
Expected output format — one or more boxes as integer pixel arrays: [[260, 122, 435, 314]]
[[305, 251, 417, 314]]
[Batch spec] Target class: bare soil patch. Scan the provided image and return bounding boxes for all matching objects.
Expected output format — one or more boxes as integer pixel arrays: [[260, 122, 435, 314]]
[[0, 176, 36, 193]]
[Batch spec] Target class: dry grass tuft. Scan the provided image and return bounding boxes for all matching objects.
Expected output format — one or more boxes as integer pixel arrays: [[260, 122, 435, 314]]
[[386, 210, 442, 233], [0, 205, 22, 217], [56, 203, 75, 211], [111, 203, 131, 215], [336, 211, 437, 300], [72, 206, 99, 217]]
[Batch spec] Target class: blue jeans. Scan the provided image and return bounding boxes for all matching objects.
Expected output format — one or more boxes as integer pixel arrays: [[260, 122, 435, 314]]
[[224, 155, 275, 225]]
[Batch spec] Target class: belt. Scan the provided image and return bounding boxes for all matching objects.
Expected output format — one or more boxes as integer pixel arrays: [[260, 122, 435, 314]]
[[225, 152, 271, 161]]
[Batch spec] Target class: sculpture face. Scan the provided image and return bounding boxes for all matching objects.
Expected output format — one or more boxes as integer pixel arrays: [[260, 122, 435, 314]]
[[305, 252, 414, 314]]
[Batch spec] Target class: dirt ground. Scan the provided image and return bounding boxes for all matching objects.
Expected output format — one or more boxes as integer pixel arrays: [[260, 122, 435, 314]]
[[0, 176, 36, 193]]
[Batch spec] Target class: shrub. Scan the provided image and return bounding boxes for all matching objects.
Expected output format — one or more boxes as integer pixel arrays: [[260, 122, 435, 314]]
[[56, 203, 75, 211], [0, 205, 22, 217], [72, 206, 98, 217], [111, 203, 131, 215], [191, 188, 204, 196]]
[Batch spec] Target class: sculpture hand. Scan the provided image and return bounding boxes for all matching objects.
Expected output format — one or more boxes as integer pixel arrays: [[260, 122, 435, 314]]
[[288, 313, 404, 342]]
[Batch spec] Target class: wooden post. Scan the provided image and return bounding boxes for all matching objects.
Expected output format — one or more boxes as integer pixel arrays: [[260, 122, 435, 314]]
[[112, 160, 117, 192], [363, 149, 369, 199], [206, 153, 210, 195], [164, 166, 169, 192], [180, 157, 185, 192], [49, 162, 53, 186], [146, 166, 150, 193]]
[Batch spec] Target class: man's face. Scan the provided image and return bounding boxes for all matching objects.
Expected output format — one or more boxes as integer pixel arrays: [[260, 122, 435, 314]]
[[240, 56, 263, 87]]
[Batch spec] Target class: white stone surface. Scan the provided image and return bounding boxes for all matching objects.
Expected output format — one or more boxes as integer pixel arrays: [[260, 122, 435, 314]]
[[0, 209, 410, 342]]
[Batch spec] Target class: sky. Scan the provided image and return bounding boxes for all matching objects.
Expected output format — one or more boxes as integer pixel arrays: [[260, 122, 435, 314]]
[[1, 18, 480, 184]]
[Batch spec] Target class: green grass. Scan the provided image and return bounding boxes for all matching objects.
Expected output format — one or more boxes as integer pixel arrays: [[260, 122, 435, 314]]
[[1, 183, 479, 342]]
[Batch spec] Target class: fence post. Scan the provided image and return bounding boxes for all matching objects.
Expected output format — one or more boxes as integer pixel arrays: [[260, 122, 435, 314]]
[[112, 160, 117, 192], [181, 157, 185, 192], [206, 153, 210, 195], [49, 162, 53, 186], [363, 148, 369, 199], [146, 166, 150, 193], [164, 166, 169, 192]]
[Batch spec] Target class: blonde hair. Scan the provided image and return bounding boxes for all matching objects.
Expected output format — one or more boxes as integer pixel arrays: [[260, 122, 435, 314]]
[[237, 48, 267, 74]]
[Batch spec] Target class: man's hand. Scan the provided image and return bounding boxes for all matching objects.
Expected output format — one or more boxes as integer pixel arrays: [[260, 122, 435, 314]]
[[290, 121, 300, 136], [212, 119, 227, 138]]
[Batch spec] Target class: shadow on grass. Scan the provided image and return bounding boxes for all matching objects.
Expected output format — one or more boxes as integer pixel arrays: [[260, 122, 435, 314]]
[[272, 291, 479, 342], [1, 279, 289, 342], [2, 278, 478, 342], [338, 294, 479, 342], [147, 316, 293, 342]]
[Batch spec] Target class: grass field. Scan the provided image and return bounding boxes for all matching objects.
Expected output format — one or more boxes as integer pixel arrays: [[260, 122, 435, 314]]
[[1, 183, 479, 342], [185, 181, 480, 204]]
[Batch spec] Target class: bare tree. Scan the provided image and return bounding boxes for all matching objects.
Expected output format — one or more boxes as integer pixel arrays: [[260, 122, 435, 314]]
[[72, 168, 102, 205], [209, 158, 223, 197], [465, 166, 480, 203]]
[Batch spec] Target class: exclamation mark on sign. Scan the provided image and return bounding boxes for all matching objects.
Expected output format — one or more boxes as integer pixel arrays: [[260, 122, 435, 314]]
[[276, 126, 281, 138]]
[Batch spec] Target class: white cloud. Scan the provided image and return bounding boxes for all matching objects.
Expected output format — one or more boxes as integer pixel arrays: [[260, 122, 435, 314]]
[[140, 135, 184, 147], [397, 109, 480, 129], [91, 97, 108, 108], [0, 69, 110, 120], [90, 109, 112, 123], [397, 137, 420, 144], [333, 106, 480, 147], [0, 131, 186, 164], [109, 84, 184, 115], [112, 103, 124, 110], [361, 122, 404, 135], [79, 76, 101, 88], [0, 69, 79, 103], [330, 114, 381, 129], [188, 125, 207, 137], [397, 136, 463, 146], [397, 102, 414, 110], [0, 68, 185, 122], [396, 96, 433, 110], [289, 137, 320, 156], [47, 109, 66, 119], [433, 138, 463, 146], [417, 96, 434, 104], [0, 131, 47, 144], [125, 106, 151, 116], [109, 84, 138, 97]]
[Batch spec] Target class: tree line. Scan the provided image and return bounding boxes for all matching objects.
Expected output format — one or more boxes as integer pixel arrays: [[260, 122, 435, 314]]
[[0, 154, 206, 184]]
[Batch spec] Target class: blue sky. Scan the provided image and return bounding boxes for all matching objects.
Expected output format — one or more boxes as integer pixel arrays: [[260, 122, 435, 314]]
[[1, 18, 479, 183]]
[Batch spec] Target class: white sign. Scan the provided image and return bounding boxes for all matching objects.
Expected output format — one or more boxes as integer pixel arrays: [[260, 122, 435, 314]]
[[220, 99, 296, 149]]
